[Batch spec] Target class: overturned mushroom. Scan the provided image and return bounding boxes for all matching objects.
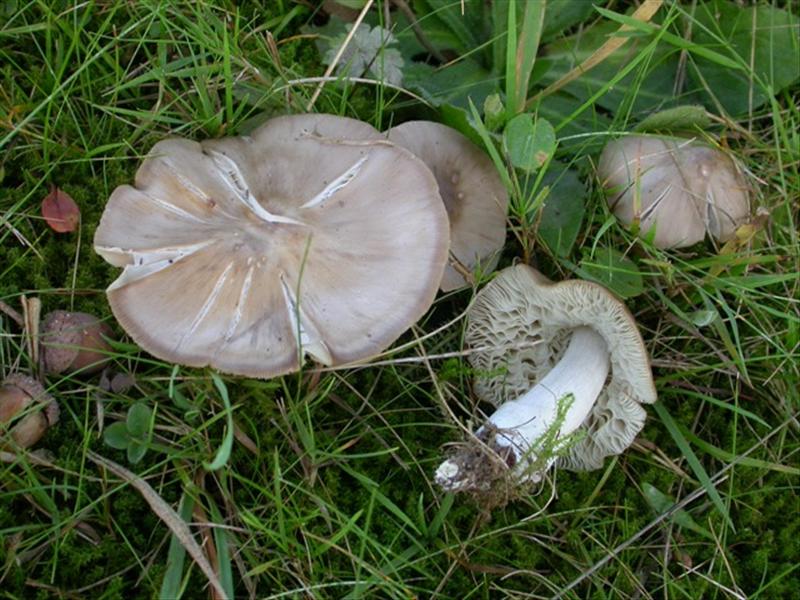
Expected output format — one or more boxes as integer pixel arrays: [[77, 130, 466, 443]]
[[94, 114, 449, 377], [598, 135, 750, 248], [386, 121, 508, 291], [41, 311, 114, 375], [0, 375, 59, 450], [435, 265, 656, 493]]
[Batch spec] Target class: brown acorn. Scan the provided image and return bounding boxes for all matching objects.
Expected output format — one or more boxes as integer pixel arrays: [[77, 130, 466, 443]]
[[0, 374, 59, 449], [41, 311, 113, 375]]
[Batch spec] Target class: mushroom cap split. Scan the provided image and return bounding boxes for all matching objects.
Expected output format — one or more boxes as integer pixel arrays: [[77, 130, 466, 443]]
[[598, 135, 750, 248], [386, 121, 508, 291], [94, 114, 450, 378], [465, 264, 656, 470]]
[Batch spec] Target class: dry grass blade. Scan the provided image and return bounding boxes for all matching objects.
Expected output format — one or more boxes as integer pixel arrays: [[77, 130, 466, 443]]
[[86, 452, 228, 600], [527, 0, 664, 107]]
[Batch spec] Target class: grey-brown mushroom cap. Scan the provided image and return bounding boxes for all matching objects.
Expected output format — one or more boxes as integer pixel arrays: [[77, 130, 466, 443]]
[[598, 136, 750, 249], [387, 121, 508, 291], [465, 264, 656, 471], [94, 113, 450, 378]]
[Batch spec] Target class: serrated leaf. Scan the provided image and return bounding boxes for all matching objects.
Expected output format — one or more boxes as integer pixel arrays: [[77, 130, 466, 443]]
[[580, 247, 644, 298], [503, 114, 556, 172], [322, 22, 404, 85], [127, 402, 152, 439], [103, 421, 131, 450]]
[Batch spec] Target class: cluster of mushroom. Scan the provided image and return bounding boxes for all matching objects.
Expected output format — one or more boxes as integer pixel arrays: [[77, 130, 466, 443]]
[[93, 114, 508, 378], [93, 112, 750, 501]]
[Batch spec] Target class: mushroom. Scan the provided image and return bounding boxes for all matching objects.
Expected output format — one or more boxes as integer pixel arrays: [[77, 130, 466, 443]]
[[386, 121, 508, 291], [0, 374, 59, 450], [41, 311, 114, 375], [598, 135, 750, 248], [434, 264, 656, 493], [94, 113, 449, 378]]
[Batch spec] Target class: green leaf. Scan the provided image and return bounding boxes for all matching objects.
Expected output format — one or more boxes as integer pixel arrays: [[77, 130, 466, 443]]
[[537, 163, 586, 257], [642, 483, 714, 539], [541, 0, 594, 42], [483, 93, 505, 131], [635, 105, 711, 133], [503, 113, 556, 172], [540, 19, 685, 116], [127, 439, 148, 464], [689, 1, 800, 115], [103, 421, 131, 450], [403, 60, 497, 110], [579, 247, 644, 298], [126, 402, 152, 439]]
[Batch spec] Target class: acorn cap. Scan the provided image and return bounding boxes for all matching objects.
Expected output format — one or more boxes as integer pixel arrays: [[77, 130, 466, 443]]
[[0, 374, 59, 449], [465, 264, 656, 470], [387, 121, 508, 291], [94, 114, 450, 378], [41, 311, 113, 375]]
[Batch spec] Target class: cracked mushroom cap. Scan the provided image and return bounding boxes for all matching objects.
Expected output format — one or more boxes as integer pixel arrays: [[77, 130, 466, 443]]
[[598, 135, 750, 248], [465, 264, 657, 470], [386, 121, 508, 291], [94, 113, 449, 378]]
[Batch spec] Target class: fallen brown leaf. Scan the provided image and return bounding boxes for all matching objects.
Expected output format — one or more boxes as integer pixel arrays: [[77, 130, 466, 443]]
[[41, 185, 80, 233]]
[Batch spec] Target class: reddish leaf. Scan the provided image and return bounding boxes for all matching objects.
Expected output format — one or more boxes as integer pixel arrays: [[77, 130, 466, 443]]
[[42, 185, 80, 233]]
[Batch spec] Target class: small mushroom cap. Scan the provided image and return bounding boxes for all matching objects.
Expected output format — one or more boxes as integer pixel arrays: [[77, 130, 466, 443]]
[[0, 374, 58, 449], [466, 264, 656, 471], [387, 121, 508, 291], [94, 114, 449, 378], [41, 311, 113, 375], [598, 135, 750, 248]]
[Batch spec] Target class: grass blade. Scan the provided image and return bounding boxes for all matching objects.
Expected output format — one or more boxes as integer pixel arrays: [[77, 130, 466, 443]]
[[88, 452, 229, 600], [652, 402, 735, 531], [160, 491, 196, 599], [507, 0, 546, 117]]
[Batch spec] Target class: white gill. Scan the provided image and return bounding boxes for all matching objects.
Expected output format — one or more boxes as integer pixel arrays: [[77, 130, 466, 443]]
[[300, 155, 368, 209], [102, 240, 214, 291], [205, 149, 304, 226], [279, 274, 333, 365]]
